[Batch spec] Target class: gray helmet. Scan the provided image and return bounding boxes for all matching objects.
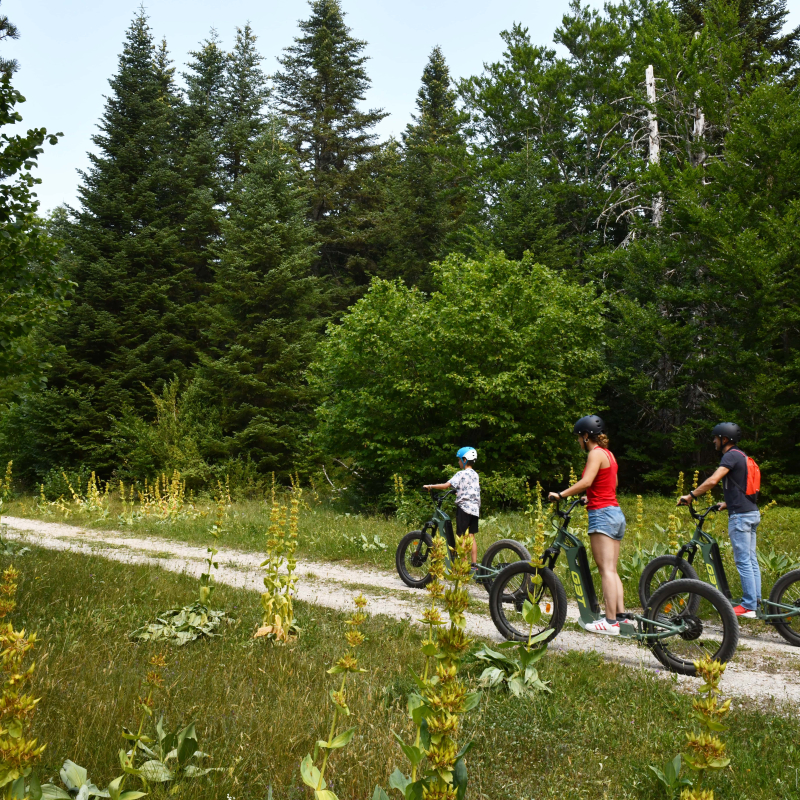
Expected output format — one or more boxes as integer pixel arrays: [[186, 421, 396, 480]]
[[573, 415, 605, 436], [711, 422, 742, 443]]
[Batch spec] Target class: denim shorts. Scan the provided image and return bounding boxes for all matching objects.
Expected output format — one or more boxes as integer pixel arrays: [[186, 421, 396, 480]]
[[587, 505, 626, 540]]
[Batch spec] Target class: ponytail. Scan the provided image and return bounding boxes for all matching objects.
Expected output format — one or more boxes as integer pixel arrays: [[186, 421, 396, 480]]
[[593, 433, 610, 448]]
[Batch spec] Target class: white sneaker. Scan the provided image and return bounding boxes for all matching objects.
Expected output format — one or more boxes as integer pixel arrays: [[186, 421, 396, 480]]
[[584, 618, 620, 635]]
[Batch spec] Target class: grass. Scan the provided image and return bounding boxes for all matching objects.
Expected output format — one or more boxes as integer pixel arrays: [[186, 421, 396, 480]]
[[9, 546, 800, 800], [5, 489, 800, 612]]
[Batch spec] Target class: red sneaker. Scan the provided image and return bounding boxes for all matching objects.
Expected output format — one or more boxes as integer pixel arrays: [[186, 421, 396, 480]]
[[732, 605, 757, 619]]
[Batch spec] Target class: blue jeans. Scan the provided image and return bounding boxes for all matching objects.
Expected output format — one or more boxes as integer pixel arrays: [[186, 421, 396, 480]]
[[728, 510, 761, 610]]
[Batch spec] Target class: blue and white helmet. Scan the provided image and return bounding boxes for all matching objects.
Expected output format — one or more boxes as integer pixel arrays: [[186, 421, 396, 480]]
[[456, 446, 478, 463]]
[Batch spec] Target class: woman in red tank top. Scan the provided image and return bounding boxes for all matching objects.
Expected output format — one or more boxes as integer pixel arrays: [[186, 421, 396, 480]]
[[548, 415, 628, 635]]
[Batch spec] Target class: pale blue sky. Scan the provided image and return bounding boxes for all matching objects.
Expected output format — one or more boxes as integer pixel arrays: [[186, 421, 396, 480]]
[[6, 0, 800, 212]]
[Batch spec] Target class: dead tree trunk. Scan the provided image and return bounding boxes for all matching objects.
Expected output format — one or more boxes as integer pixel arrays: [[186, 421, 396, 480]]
[[646, 64, 664, 226]]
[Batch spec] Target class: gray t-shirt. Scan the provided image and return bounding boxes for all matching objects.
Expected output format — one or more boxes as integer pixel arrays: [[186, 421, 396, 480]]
[[450, 469, 480, 517], [720, 448, 758, 514]]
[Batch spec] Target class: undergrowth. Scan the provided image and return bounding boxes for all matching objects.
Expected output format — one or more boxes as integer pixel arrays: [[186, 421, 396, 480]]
[[7, 546, 799, 800]]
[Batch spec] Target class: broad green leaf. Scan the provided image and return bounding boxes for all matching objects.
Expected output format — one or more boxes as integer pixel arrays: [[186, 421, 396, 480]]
[[176, 723, 198, 765], [315, 791, 338, 800], [300, 755, 325, 790], [404, 779, 425, 800], [138, 761, 173, 782], [182, 766, 220, 778], [60, 761, 88, 792], [388, 768, 410, 794], [28, 773, 42, 800], [7, 719, 22, 739], [462, 691, 481, 712], [453, 756, 468, 800], [39, 786, 72, 800], [521, 599, 541, 625], [327, 727, 356, 749], [10, 776, 25, 799], [420, 642, 438, 657], [478, 666, 503, 687], [371, 786, 391, 800]]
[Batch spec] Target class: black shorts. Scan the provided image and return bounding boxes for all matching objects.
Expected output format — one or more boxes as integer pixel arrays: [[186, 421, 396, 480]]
[[456, 507, 479, 536]]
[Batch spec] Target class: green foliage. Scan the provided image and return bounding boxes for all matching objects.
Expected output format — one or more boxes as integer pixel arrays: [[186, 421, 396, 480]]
[[313, 251, 605, 497], [472, 600, 553, 699], [300, 595, 368, 800], [649, 754, 693, 799], [374, 46, 479, 289], [192, 130, 325, 479], [129, 603, 229, 646], [386, 533, 478, 800], [273, 0, 387, 295], [0, 70, 68, 396], [125, 718, 220, 785]]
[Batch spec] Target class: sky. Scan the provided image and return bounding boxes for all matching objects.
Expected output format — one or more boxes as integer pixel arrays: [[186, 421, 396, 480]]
[[5, 0, 800, 213]]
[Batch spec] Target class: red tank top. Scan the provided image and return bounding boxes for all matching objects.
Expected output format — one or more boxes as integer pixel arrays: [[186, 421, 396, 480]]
[[583, 448, 619, 510]]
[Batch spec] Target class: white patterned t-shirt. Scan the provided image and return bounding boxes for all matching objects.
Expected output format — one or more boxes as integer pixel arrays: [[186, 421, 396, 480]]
[[449, 469, 480, 517]]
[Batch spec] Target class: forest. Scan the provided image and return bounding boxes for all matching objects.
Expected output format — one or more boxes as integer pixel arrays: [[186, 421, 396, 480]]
[[2, 0, 800, 504]]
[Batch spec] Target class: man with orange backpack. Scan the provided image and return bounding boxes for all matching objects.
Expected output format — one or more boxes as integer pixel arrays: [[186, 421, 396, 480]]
[[678, 422, 761, 618]]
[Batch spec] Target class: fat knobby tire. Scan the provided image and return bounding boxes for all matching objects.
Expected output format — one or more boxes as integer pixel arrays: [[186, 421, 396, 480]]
[[479, 538, 531, 596], [646, 578, 738, 675], [395, 530, 434, 589], [489, 563, 567, 642], [638, 554, 700, 611], [768, 568, 800, 647]]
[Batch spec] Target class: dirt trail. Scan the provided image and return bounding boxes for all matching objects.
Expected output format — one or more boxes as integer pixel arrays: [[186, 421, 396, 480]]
[[4, 515, 799, 708]]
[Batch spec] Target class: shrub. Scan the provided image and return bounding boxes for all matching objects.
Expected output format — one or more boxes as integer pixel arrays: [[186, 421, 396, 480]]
[[312, 252, 606, 499]]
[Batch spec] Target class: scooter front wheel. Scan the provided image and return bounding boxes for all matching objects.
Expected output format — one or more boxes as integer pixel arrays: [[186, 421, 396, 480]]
[[768, 568, 800, 647], [396, 530, 434, 589], [489, 563, 567, 642], [639, 555, 700, 611]]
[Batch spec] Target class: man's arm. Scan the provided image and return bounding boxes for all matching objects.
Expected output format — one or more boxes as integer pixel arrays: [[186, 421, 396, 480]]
[[678, 466, 728, 505], [424, 481, 452, 491]]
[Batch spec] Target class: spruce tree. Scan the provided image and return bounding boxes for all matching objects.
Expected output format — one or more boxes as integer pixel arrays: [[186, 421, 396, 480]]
[[673, 0, 800, 70], [273, 0, 386, 293], [220, 24, 270, 192], [376, 47, 478, 288], [195, 131, 325, 476], [13, 11, 211, 476]]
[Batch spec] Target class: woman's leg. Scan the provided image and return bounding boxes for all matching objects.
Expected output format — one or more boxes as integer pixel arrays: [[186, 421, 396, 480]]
[[590, 534, 624, 620]]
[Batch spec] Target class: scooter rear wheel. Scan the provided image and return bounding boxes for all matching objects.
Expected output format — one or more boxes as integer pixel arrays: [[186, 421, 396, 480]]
[[479, 539, 531, 597], [645, 578, 738, 675]]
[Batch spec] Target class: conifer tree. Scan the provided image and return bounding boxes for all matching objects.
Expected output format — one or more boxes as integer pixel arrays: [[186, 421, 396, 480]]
[[12, 11, 212, 475], [673, 0, 800, 70], [220, 24, 270, 191], [195, 132, 325, 475], [376, 46, 478, 288], [273, 0, 386, 293]]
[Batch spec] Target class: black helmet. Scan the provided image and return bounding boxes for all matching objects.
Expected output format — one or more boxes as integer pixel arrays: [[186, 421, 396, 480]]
[[712, 422, 742, 443], [574, 415, 605, 436]]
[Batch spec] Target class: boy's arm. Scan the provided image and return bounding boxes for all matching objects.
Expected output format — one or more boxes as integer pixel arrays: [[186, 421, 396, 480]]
[[423, 482, 452, 491]]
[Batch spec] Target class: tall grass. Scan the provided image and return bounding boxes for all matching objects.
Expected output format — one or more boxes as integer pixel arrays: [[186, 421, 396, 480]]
[[10, 546, 799, 800]]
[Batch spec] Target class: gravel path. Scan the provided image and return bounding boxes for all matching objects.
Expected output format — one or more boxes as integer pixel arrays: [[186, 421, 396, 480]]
[[4, 515, 800, 708]]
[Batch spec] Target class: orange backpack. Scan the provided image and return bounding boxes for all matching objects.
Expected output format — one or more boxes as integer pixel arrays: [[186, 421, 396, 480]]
[[734, 448, 761, 499]]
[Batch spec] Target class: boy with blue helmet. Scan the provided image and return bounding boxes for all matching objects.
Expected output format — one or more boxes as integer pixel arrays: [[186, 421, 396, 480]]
[[423, 447, 481, 566]]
